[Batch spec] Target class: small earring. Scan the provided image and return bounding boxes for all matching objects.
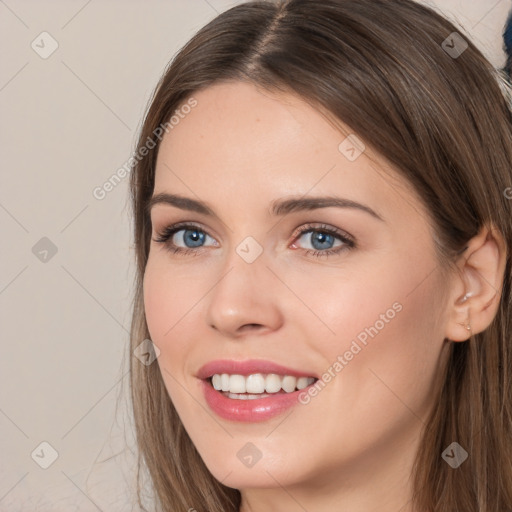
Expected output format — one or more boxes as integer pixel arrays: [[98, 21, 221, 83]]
[[459, 291, 474, 304], [457, 321, 472, 332]]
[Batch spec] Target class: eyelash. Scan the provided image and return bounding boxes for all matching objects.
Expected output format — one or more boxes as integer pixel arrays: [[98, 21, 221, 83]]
[[152, 222, 356, 259]]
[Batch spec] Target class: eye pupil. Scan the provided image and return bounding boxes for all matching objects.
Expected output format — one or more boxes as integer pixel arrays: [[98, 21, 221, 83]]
[[184, 229, 205, 247], [312, 231, 334, 250]]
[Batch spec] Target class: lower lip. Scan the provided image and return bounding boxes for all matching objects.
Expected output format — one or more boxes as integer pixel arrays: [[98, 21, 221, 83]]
[[201, 379, 312, 422]]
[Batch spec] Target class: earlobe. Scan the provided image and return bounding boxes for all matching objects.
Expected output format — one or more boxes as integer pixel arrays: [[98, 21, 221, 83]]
[[445, 224, 507, 342]]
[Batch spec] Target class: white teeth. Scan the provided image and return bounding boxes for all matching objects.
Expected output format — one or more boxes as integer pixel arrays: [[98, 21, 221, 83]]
[[229, 374, 246, 393], [210, 373, 316, 394], [212, 374, 222, 390], [265, 373, 282, 393], [221, 373, 230, 392], [296, 376, 310, 390], [227, 392, 271, 400], [281, 375, 297, 393], [246, 373, 265, 393]]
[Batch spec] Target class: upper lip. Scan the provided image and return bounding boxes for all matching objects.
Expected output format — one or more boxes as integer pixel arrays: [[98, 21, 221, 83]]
[[196, 359, 319, 380]]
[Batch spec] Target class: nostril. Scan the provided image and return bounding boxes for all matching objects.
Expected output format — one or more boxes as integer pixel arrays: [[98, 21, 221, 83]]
[[240, 323, 263, 332]]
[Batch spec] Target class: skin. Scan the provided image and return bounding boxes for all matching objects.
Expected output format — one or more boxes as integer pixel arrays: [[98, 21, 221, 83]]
[[143, 81, 506, 512]]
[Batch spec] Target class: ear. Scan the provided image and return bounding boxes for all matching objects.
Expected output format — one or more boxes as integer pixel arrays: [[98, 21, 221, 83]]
[[445, 224, 507, 342]]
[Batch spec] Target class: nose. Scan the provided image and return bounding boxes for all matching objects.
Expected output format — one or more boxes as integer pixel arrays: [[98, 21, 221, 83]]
[[204, 250, 284, 339]]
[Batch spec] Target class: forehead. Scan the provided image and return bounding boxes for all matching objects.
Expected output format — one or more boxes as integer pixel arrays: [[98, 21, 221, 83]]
[[154, 81, 429, 226]]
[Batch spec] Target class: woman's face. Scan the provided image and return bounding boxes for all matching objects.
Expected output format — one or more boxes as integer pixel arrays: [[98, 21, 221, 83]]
[[143, 81, 453, 499]]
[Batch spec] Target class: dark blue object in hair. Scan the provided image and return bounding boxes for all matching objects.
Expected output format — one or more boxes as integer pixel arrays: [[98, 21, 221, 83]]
[[505, 9, 512, 75]]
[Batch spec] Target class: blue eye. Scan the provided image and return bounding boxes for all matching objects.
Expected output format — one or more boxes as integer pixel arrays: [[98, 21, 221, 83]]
[[296, 230, 339, 251], [153, 222, 355, 258], [290, 223, 354, 258], [176, 228, 205, 247], [153, 224, 217, 254]]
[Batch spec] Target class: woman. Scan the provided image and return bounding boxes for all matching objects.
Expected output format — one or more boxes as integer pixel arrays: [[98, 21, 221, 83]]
[[128, 0, 512, 510]]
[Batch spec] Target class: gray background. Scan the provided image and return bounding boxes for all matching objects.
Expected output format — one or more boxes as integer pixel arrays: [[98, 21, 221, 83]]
[[1, 0, 510, 510]]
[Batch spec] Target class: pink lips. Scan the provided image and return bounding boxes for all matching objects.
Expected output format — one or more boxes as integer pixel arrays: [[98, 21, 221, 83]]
[[196, 359, 318, 422]]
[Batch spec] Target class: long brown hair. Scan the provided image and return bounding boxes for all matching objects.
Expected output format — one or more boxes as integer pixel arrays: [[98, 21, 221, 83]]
[[128, 1, 512, 510]]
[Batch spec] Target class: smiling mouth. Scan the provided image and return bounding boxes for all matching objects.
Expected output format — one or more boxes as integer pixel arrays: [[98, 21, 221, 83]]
[[207, 373, 318, 400]]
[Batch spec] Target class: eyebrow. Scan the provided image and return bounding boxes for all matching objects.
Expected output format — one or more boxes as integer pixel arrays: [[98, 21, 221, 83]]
[[146, 193, 384, 222]]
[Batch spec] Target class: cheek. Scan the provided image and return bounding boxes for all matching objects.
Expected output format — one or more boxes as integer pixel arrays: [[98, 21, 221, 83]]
[[143, 256, 203, 343], [142, 259, 201, 402], [143, 260, 170, 341], [322, 263, 445, 423], [291, 244, 446, 404], [277, 262, 446, 469], [297, 240, 443, 356]]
